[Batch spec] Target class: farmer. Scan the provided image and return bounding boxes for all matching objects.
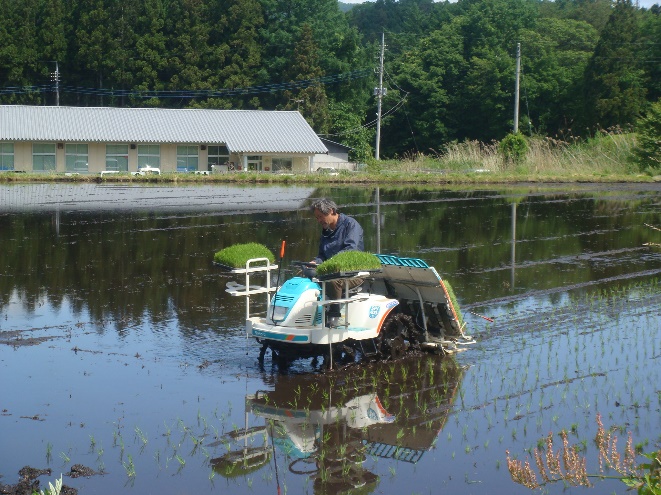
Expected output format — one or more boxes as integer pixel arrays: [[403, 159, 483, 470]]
[[308, 198, 364, 322]]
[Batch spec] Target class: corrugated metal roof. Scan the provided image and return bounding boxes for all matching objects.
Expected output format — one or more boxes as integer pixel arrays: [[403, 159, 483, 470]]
[[0, 105, 328, 154]]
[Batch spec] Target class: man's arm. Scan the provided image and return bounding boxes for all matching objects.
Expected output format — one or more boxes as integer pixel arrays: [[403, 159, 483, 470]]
[[340, 217, 364, 252]]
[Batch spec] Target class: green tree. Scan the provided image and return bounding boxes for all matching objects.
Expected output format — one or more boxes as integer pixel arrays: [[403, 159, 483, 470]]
[[73, 0, 115, 104], [104, 0, 140, 105], [211, 0, 264, 109], [390, 21, 467, 153], [282, 24, 329, 133], [0, 0, 21, 103], [37, 0, 67, 79], [260, 0, 362, 109], [163, 0, 211, 102], [327, 101, 374, 162], [1, 0, 42, 103], [582, 0, 647, 131], [130, 0, 168, 106], [634, 98, 661, 171], [454, 0, 538, 141], [518, 18, 598, 134], [539, 0, 613, 32], [639, 7, 661, 102]]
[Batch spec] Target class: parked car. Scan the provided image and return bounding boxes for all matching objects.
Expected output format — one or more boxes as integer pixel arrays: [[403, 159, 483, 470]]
[[316, 167, 339, 176]]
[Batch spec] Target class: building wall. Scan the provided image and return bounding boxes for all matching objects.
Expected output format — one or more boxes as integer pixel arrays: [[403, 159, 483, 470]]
[[312, 152, 355, 171], [6, 141, 315, 174], [14, 142, 31, 171]]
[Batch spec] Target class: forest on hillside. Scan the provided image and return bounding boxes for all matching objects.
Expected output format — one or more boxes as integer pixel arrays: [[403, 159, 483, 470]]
[[0, 0, 659, 159]]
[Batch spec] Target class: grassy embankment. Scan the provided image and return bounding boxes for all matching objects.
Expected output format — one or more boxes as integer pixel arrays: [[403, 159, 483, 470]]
[[1, 131, 656, 184]]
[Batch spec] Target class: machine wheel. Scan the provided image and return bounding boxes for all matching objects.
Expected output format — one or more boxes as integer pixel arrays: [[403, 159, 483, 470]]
[[388, 335, 406, 359], [438, 302, 462, 338], [340, 344, 357, 362], [377, 313, 410, 361]]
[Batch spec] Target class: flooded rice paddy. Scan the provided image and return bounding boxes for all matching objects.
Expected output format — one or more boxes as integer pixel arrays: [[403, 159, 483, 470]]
[[1, 182, 660, 495]]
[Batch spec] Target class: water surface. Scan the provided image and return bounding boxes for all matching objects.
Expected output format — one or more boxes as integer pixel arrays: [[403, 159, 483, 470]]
[[1, 183, 660, 494]]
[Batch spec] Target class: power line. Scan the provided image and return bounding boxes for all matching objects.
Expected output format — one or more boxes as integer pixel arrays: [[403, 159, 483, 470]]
[[0, 69, 374, 99]]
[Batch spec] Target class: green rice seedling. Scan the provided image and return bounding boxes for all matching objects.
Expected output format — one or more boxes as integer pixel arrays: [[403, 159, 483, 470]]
[[441, 278, 463, 325], [35, 474, 63, 495], [46, 442, 53, 463], [135, 427, 148, 446], [213, 242, 275, 268], [123, 454, 136, 478], [59, 451, 70, 464], [315, 251, 381, 276]]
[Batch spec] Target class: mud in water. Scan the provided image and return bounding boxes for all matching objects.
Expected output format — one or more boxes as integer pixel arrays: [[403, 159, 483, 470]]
[[1, 183, 661, 495], [0, 464, 97, 495]]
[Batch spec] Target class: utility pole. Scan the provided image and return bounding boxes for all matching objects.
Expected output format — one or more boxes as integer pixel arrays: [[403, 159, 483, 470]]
[[513, 43, 520, 134], [51, 61, 60, 106], [375, 33, 385, 160]]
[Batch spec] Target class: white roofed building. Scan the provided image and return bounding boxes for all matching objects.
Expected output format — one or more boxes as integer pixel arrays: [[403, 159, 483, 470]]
[[0, 105, 328, 174]]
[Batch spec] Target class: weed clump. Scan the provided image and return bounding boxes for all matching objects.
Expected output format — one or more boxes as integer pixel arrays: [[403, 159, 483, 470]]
[[213, 243, 275, 268]]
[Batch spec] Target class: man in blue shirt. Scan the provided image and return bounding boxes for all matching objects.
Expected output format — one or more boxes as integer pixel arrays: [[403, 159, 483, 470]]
[[308, 198, 364, 322], [311, 198, 364, 264]]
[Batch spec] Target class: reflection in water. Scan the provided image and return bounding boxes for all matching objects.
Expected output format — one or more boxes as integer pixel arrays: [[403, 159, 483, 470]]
[[2, 184, 661, 495], [0, 183, 317, 213], [211, 356, 464, 494], [2, 184, 661, 364]]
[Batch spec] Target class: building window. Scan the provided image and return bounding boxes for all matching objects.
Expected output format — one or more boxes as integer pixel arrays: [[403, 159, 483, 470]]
[[106, 144, 129, 171], [66, 144, 89, 172], [33, 143, 56, 171], [0, 143, 14, 171], [246, 155, 263, 172], [177, 145, 198, 172], [272, 158, 292, 172], [137, 145, 160, 169], [207, 145, 229, 171]]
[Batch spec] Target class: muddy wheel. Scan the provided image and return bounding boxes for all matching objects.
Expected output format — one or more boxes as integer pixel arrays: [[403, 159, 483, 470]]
[[389, 335, 406, 359], [340, 344, 356, 363], [377, 313, 410, 360], [439, 302, 462, 337], [398, 313, 423, 347]]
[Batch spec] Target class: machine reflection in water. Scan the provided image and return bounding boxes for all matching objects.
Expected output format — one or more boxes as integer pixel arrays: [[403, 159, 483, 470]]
[[210, 356, 465, 494]]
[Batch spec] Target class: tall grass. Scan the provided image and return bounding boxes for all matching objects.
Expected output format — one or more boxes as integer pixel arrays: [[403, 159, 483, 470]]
[[0, 130, 647, 184], [398, 129, 640, 177]]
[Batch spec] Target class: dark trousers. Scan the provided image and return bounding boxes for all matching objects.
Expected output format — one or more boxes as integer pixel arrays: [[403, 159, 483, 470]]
[[325, 278, 363, 316]]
